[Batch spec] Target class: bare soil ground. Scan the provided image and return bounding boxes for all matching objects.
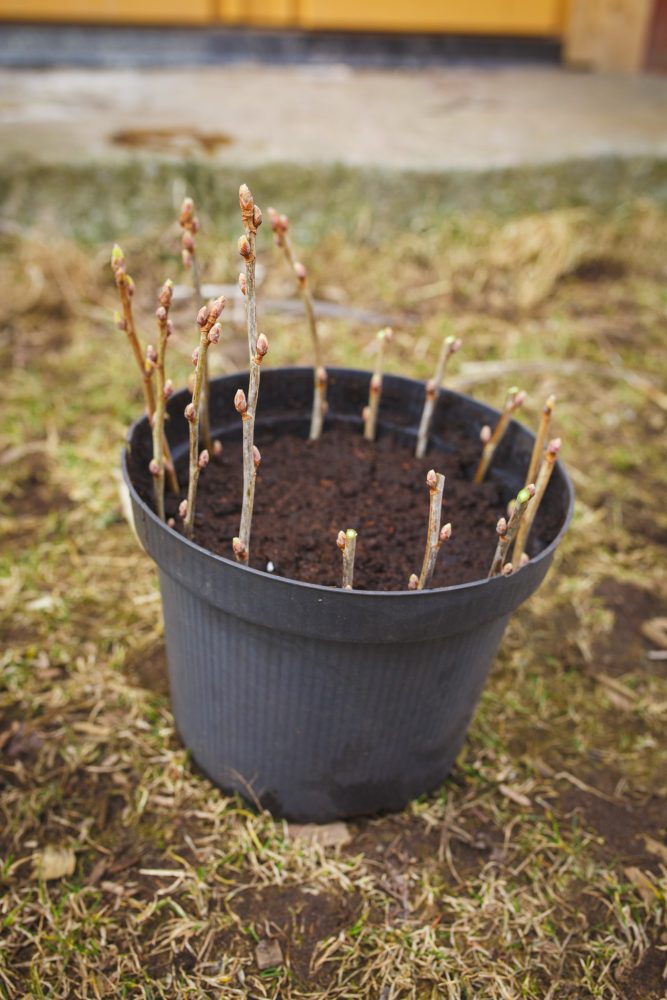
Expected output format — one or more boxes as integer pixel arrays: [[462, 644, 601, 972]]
[[0, 159, 666, 998]]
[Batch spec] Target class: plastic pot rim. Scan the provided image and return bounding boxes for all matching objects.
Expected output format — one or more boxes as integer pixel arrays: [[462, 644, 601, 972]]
[[122, 366, 574, 600]]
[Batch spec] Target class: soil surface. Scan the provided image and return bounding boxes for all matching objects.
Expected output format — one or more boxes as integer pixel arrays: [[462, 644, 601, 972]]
[[130, 423, 558, 590]]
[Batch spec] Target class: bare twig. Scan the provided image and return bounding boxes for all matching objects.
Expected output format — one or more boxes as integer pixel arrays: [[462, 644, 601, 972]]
[[363, 328, 392, 442], [415, 334, 462, 458], [337, 529, 358, 590], [526, 394, 556, 486], [473, 386, 527, 484], [182, 297, 225, 540], [111, 244, 179, 493], [149, 280, 174, 521], [179, 197, 215, 454], [239, 184, 261, 361], [233, 337, 268, 564], [417, 470, 450, 590], [268, 206, 327, 440], [488, 485, 535, 577], [513, 438, 561, 564]]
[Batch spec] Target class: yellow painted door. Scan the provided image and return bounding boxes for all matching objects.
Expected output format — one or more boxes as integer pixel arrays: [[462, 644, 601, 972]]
[[297, 0, 566, 35], [218, 0, 295, 25], [0, 0, 212, 23]]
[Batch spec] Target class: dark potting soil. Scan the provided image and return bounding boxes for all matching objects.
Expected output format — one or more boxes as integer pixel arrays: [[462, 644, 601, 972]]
[[130, 422, 546, 591]]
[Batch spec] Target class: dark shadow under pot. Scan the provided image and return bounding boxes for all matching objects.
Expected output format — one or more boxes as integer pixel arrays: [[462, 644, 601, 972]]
[[123, 368, 574, 823]]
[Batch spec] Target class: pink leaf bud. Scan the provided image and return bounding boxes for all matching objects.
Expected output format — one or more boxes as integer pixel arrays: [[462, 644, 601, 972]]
[[181, 232, 195, 253], [198, 449, 209, 470], [337, 530, 347, 551], [208, 323, 221, 345], [513, 390, 527, 409], [253, 205, 262, 229], [238, 272, 247, 295], [502, 563, 514, 576], [165, 319, 173, 338], [294, 261, 307, 284], [408, 574, 419, 590], [238, 235, 252, 259], [425, 378, 437, 400], [179, 197, 194, 226], [182, 249, 192, 269], [191, 216, 200, 234], [232, 537, 248, 562], [379, 326, 393, 343], [440, 523, 452, 542], [159, 279, 173, 307], [208, 296, 226, 323], [234, 389, 247, 414], [256, 333, 269, 358], [191, 346, 200, 366], [480, 425, 491, 445], [167, 517, 175, 528], [239, 184, 253, 211], [146, 344, 157, 364], [519, 553, 530, 567], [184, 402, 196, 422], [178, 499, 188, 519], [163, 379, 173, 399], [426, 469, 438, 491], [548, 437, 561, 455], [155, 305, 167, 323], [496, 517, 508, 537], [196, 305, 209, 327], [252, 445, 261, 468], [148, 459, 160, 477], [212, 440, 223, 457], [370, 372, 382, 393], [316, 366, 327, 389]]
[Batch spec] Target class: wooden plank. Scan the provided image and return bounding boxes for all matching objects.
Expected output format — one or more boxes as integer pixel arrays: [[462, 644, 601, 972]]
[[296, 0, 566, 36], [565, 0, 654, 71], [0, 0, 212, 23]]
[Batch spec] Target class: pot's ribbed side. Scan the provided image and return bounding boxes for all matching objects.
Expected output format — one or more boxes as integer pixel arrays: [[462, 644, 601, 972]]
[[159, 567, 510, 822], [133, 497, 556, 644]]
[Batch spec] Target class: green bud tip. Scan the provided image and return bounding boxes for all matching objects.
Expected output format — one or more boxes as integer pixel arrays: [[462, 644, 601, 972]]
[[111, 243, 124, 264], [346, 528, 357, 540], [508, 385, 519, 396], [445, 335, 455, 346], [516, 487, 532, 505]]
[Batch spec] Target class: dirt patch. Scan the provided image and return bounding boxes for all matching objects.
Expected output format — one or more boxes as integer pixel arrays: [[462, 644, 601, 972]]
[[0, 451, 71, 520], [110, 128, 233, 155], [233, 882, 362, 989], [593, 579, 667, 676], [617, 946, 667, 1000], [130, 422, 564, 590], [557, 782, 666, 873], [123, 644, 170, 698]]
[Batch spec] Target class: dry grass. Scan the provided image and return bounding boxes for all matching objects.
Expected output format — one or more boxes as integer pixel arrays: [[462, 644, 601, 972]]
[[1, 160, 666, 999]]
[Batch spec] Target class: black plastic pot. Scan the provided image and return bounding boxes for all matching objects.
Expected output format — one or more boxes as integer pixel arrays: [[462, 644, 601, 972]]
[[123, 368, 573, 822]]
